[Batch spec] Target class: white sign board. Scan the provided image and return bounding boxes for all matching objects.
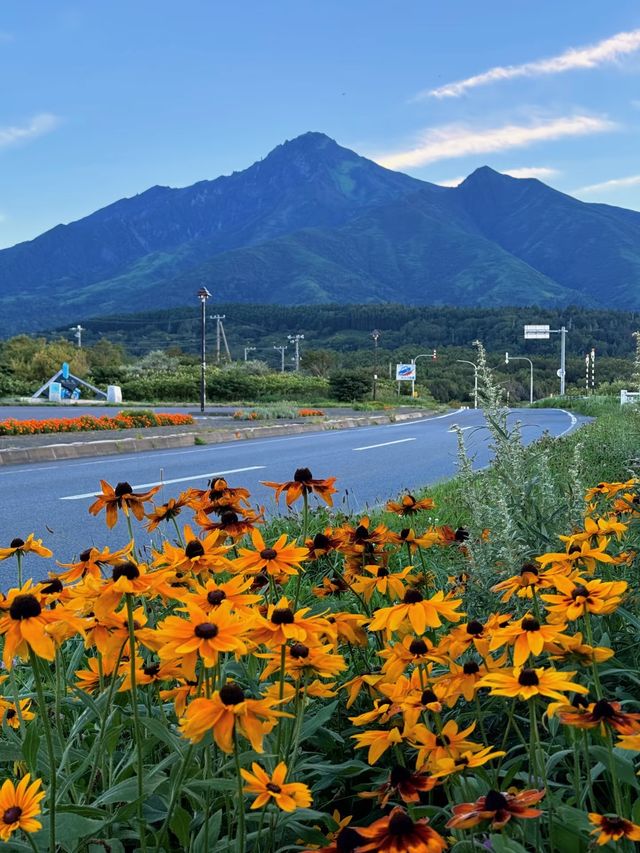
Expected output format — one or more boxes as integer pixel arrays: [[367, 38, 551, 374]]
[[396, 363, 416, 381], [524, 324, 550, 340]]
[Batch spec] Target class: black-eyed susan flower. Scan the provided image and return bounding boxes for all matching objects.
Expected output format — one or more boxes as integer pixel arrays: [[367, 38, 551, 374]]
[[540, 576, 627, 620], [0, 699, 35, 729], [360, 764, 438, 806], [88, 480, 161, 529], [250, 597, 331, 648], [447, 788, 545, 829], [351, 727, 404, 764], [551, 698, 640, 735], [356, 807, 447, 853], [0, 586, 60, 667], [153, 525, 231, 576], [386, 493, 435, 516], [491, 562, 562, 602], [179, 683, 290, 752], [478, 666, 588, 702], [588, 813, 640, 845], [259, 642, 346, 682], [616, 733, 640, 751], [409, 720, 482, 772], [304, 529, 342, 560], [536, 539, 620, 573], [368, 589, 464, 636], [240, 761, 312, 810], [430, 746, 506, 779], [194, 507, 264, 540], [182, 575, 262, 616], [0, 534, 52, 562], [351, 564, 415, 603], [489, 614, 569, 666], [233, 528, 308, 577], [145, 491, 199, 532], [378, 635, 440, 681], [0, 774, 45, 842], [261, 468, 337, 507]]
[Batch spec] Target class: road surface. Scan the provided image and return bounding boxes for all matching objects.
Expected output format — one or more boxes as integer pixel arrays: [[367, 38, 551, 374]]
[[0, 407, 585, 586]]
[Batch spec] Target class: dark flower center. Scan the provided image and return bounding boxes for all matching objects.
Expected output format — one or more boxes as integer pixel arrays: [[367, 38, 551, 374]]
[[467, 620, 484, 635], [354, 525, 370, 541], [194, 622, 218, 640], [2, 806, 22, 824], [41, 579, 63, 594], [463, 661, 480, 675], [454, 527, 469, 542], [403, 589, 423, 604], [114, 482, 133, 498], [336, 826, 361, 853], [435, 734, 450, 746], [421, 689, 437, 705], [260, 548, 278, 561], [388, 810, 415, 835], [520, 562, 539, 576], [9, 538, 24, 549], [572, 585, 589, 599], [389, 764, 412, 785], [313, 533, 330, 550], [294, 467, 313, 483], [143, 663, 161, 677], [600, 816, 628, 833], [220, 511, 239, 525], [207, 589, 226, 606], [79, 548, 93, 562], [518, 668, 540, 686], [266, 782, 282, 793], [484, 789, 509, 811], [185, 540, 205, 559], [377, 567, 390, 577], [592, 699, 615, 720], [112, 561, 140, 582], [290, 642, 310, 659], [409, 638, 428, 655], [5, 709, 15, 720], [9, 594, 42, 620], [219, 683, 245, 705], [400, 528, 411, 540], [521, 617, 540, 631], [271, 607, 294, 625]]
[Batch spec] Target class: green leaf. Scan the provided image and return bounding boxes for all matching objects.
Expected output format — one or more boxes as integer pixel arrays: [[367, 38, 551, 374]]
[[589, 745, 639, 788], [169, 805, 191, 849], [21, 720, 41, 772], [139, 716, 185, 753], [301, 700, 339, 740], [489, 835, 530, 853]]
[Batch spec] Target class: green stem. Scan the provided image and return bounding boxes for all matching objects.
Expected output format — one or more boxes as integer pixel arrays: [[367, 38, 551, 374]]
[[85, 643, 126, 799], [157, 744, 194, 847], [276, 644, 287, 760], [126, 594, 147, 853], [28, 649, 56, 853], [16, 551, 23, 588], [233, 729, 246, 853]]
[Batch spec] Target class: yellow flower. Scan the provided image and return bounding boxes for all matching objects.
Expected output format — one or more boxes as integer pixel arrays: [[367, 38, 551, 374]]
[[0, 534, 52, 562], [352, 727, 404, 764], [0, 774, 45, 842], [233, 528, 309, 577], [478, 666, 588, 702], [240, 761, 312, 811], [489, 614, 569, 667], [541, 576, 627, 620]]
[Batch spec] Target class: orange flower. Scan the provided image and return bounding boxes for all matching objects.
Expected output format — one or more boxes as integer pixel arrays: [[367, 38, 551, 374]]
[[0, 587, 60, 666], [589, 813, 640, 845], [386, 494, 435, 515], [489, 614, 569, 666], [540, 576, 627, 619], [55, 541, 133, 583], [153, 525, 231, 576], [447, 788, 545, 829], [262, 467, 337, 507], [369, 589, 464, 636], [0, 534, 52, 562], [478, 666, 588, 703], [88, 480, 161, 528], [356, 807, 447, 853], [0, 774, 46, 842], [233, 528, 308, 577], [360, 764, 438, 806], [240, 761, 312, 811], [551, 698, 640, 735]]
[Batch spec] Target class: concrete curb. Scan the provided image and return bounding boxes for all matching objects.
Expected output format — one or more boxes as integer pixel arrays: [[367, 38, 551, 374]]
[[0, 410, 433, 466]]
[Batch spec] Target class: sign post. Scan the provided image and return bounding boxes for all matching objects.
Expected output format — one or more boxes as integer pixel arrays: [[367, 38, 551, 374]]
[[524, 324, 567, 395]]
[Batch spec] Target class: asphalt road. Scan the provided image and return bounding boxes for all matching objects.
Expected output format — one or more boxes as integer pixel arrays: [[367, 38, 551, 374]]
[[0, 407, 586, 587]]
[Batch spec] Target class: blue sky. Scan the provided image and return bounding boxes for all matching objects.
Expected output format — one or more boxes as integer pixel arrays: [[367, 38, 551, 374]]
[[1, 0, 639, 248]]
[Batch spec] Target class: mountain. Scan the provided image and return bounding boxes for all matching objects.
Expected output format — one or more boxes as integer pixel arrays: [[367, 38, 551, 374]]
[[1, 132, 639, 332]]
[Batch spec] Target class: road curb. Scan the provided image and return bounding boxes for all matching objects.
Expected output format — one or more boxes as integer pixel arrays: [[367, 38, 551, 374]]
[[0, 410, 433, 467]]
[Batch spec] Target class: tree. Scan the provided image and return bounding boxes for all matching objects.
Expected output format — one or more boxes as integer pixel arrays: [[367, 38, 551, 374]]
[[301, 349, 337, 377]]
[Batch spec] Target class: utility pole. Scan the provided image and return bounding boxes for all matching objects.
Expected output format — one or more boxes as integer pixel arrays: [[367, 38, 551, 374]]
[[197, 287, 211, 413], [456, 359, 478, 409], [273, 345, 287, 373], [244, 346, 256, 362], [371, 329, 381, 400], [70, 324, 85, 348], [287, 334, 304, 372], [524, 324, 568, 396], [210, 314, 231, 363]]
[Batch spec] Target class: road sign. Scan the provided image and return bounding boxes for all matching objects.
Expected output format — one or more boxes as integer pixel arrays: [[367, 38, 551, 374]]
[[524, 324, 550, 339], [396, 363, 416, 381], [557, 368, 565, 378]]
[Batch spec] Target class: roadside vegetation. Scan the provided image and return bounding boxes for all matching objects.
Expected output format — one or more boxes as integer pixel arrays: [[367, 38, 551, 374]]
[[1, 346, 639, 851], [0, 411, 193, 437]]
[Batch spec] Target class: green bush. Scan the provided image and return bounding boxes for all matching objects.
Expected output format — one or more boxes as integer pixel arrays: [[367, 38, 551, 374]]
[[328, 369, 372, 402]]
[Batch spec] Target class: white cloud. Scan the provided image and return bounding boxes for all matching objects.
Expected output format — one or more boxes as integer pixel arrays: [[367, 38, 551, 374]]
[[501, 166, 559, 180], [0, 113, 60, 150], [420, 28, 640, 99], [436, 176, 465, 187], [575, 174, 640, 194], [373, 115, 615, 171]]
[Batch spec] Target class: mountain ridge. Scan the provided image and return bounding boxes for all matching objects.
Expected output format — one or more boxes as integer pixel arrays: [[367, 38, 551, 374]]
[[0, 132, 639, 333]]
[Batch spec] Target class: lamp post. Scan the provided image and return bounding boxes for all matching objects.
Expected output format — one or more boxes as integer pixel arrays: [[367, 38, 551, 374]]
[[197, 287, 211, 413], [505, 352, 534, 404], [410, 351, 437, 397], [371, 329, 381, 400], [244, 346, 256, 362], [287, 335, 304, 372], [273, 344, 287, 373], [456, 359, 478, 409]]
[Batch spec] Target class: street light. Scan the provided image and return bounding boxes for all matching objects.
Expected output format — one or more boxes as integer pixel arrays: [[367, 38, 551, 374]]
[[371, 329, 381, 400], [505, 352, 534, 405], [456, 359, 478, 409], [197, 287, 211, 413], [287, 334, 304, 372], [410, 350, 437, 397]]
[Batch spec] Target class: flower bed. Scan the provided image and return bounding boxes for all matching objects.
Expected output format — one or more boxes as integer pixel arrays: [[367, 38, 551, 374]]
[[0, 410, 193, 436], [298, 409, 325, 417], [0, 470, 639, 851]]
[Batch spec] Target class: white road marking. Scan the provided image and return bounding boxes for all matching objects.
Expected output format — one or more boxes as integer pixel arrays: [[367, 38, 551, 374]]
[[557, 409, 579, 437], [447, 425, 473, 433], [388, 407, 465, 426], [59, 466, 266, 500], [353, 438, 416, 451]]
